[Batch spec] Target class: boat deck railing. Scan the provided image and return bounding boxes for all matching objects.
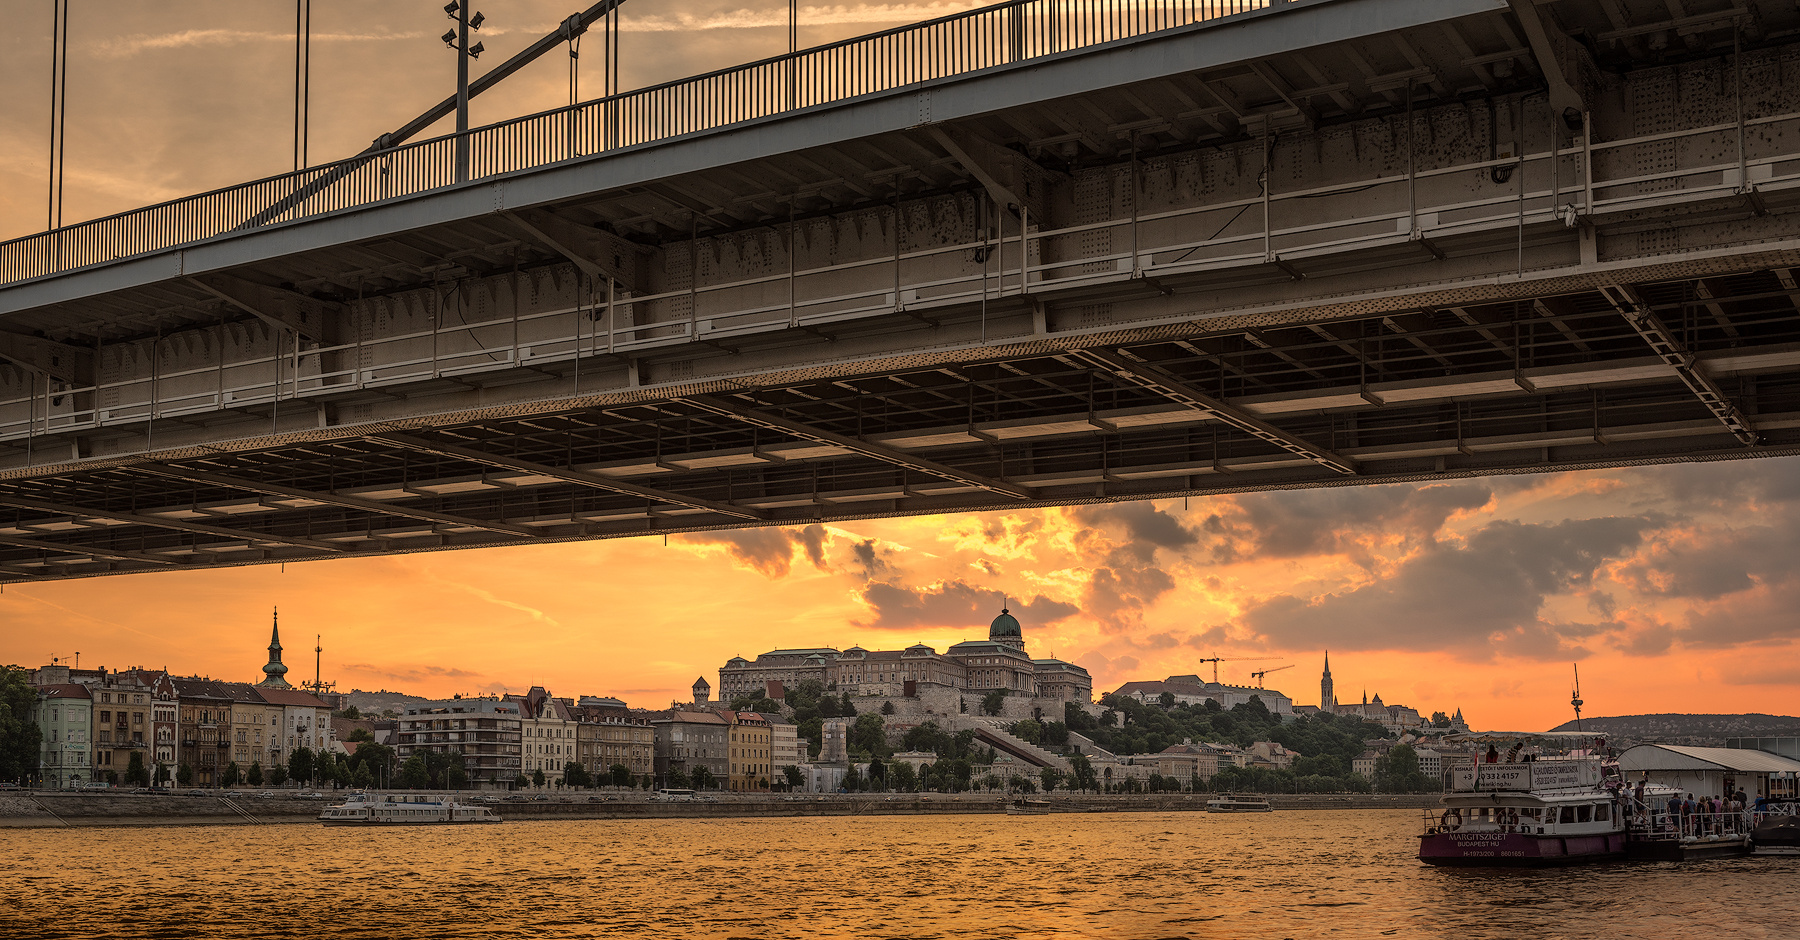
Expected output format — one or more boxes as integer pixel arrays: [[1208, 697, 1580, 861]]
[[1625, 808, 1759, 843]]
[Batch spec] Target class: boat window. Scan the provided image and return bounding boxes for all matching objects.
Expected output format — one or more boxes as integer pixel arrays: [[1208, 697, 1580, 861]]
[[1595, 804, 1609, 822], [1577, 805, 1592, 823], [1560, 806, 1576, 824]]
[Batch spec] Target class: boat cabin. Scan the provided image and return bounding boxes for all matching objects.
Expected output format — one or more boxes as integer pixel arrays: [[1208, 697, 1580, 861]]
[[1432, 791, 1618, 838]]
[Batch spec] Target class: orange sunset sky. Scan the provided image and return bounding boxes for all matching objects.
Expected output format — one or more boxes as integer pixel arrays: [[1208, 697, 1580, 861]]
[[4, 2, 1798, 731]]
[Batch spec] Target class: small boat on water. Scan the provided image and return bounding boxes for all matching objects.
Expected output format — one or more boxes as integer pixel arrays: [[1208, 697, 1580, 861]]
[[1206, 794, 1272, 813], [1749, 813, 1800, 856], [1006, 799, 1054, 815], [318, 791, 502, 826]]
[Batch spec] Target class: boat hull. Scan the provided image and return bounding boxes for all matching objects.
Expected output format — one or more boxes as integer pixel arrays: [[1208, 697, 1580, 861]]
[[1418, 831, 1626, 866], [1624, 837, 1749, 861]]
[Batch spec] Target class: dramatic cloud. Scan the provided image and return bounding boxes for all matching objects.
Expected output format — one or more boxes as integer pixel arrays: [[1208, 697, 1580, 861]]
[[850, 538, 890, 577], [342, 663, 481, 684], [855, 579, 1077, 632], [1070, 501, 1198, 557], [1241, 516, 1657, 657], [677, 525, 832, 579], [1202, 482, 1493, 566]]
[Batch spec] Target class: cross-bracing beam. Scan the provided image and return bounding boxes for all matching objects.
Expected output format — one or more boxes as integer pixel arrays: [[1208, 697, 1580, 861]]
[[1598, 284, 1759, 446], [0, 534, 177, 566], [368, 431, 765, 520], [1069, 347, 1359, 475], [186, 274, 335, 343], [0, 492, 346, 554], [682, 395, 1035, 499], [132, 464, 540, 538]]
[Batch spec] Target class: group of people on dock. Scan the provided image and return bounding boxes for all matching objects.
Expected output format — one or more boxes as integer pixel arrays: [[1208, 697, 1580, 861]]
[[1653, 789, 1752, 838]]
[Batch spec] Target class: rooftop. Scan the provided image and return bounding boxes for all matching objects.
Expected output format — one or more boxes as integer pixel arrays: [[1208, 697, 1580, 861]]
[[1619, 744, 1800, 775]]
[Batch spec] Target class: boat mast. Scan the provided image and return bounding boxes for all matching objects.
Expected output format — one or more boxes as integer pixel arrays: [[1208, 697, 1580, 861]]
[[1570, 664, 1583, 732]]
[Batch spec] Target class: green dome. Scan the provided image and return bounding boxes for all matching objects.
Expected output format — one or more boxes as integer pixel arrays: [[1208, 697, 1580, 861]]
[[989, 608, 1022, 640]]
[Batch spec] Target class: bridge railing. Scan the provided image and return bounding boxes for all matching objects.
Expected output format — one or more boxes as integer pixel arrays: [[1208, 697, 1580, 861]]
[[0, 0, 1277, 287], [3, 98, 1798, 447]]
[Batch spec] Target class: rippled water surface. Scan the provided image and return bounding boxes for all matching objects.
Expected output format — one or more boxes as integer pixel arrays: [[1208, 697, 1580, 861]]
[[3, 810, 1795, 939]]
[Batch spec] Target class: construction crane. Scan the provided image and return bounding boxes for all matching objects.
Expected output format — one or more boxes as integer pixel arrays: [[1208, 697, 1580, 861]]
[[1195, 657, 1280, 684], [1250, 664, 1294, 688]]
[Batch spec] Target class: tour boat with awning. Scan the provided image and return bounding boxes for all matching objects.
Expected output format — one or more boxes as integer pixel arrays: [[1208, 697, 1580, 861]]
[[319, 791, 501, 826], [1419, 732, 1626, 866]]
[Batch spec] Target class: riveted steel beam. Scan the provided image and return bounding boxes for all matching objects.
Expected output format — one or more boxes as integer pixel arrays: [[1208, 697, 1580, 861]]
[[369, 431, 764, 521], [0, 534, 177, 566], [186, 274, 336, 343], [0, 492, 346, 554], [133, 463, 540, 538], [1070, 347, 1359, 475], [1598, 283, 1758, 446], [683, 394, 1035, 500]]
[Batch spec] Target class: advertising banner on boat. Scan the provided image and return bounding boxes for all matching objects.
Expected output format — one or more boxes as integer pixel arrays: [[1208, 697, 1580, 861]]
[[1476, 765, 1531, 791], [1529, 763, 1594, 789], [1451, 760, 1601, 792]]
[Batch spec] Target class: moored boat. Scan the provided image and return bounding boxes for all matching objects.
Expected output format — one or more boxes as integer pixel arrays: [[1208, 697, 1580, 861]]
[[318, 791, 502, 826], [1419, 736, 1626, 867], [1750, 813, 1800, 856], [1206, 794, 1272, 813], [1006, 799, 1054, 815]]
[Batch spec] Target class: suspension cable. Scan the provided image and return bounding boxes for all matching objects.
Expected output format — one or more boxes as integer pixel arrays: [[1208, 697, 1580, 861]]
[[569, 29, 581, 107], [48, 0, 69, 229], [294, 0, 311, 171]]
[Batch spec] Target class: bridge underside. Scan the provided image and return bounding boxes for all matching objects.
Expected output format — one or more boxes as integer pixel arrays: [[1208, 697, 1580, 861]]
[[2, 0, 1799, 583]]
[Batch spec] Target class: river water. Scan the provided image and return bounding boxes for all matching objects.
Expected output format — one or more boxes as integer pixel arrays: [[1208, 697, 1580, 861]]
[[2, 810, 1794, 939]]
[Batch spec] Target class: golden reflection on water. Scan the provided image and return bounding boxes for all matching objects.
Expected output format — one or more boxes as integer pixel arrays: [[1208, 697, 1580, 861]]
[[2, 810, 1796, 939]]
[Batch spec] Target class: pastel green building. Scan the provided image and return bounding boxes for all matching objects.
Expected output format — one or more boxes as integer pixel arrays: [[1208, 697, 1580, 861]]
[[35, 684, 92, 788]]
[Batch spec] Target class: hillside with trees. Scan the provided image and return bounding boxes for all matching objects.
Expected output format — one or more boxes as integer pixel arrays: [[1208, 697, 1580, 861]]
[[1547, 713, 1800, 746], [1063, 693, 1403, 793]]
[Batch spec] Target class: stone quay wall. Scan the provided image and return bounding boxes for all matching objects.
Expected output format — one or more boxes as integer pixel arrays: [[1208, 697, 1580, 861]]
[[1, 790, 1440, 828]]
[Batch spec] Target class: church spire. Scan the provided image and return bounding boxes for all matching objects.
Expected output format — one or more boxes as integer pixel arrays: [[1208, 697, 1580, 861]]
[[259, 607, 293, 688], [1320, 650, 1335, 712]]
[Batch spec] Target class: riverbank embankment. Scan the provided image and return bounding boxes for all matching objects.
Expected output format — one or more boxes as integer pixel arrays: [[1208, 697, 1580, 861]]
[[0, 791, 1440, 828]]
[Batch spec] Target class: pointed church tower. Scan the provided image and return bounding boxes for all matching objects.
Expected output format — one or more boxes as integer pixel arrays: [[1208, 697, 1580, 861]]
[[1320, 651, 1335, 713], [258, 607, 293, 689]]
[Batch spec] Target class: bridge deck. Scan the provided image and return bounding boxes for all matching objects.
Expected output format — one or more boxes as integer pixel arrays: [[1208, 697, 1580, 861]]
[[0, 0, 1798, 583]]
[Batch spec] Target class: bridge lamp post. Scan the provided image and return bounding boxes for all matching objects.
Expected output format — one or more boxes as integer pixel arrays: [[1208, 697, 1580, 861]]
[[443, 2, 487, 182]]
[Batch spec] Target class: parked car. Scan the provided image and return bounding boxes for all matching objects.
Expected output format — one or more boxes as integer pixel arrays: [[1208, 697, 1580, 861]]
[[185, 789, 208, 797], [0, 782, 24, 790]]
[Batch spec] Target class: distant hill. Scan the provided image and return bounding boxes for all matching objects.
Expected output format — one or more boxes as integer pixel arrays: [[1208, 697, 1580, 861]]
[[341, 689, 434, 718], [1546, 713, 1800, 746]]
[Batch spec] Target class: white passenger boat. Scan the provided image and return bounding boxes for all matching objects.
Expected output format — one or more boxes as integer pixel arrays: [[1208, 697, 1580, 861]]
[[318, 791, 502, 826], [1206, 794, 1272, 813], [1419, 733, 1625, 866]]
